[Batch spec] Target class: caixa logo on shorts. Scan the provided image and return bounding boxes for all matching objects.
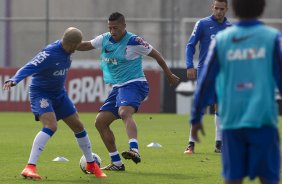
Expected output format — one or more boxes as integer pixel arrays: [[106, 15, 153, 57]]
[[40, 98, 49, 108]]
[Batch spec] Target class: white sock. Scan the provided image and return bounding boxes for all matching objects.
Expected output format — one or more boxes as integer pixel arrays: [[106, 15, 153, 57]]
[[28, 131, 51, 165], [109, 151, 123, 166], [188, 126, 195, 142], [75, 131, 94, 163], [129, 138, 139, 153], [215, 113, 222, 141]]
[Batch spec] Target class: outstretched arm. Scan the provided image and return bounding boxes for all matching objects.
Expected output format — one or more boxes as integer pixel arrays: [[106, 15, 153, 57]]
[[148, 48, 180, 86], [76, 35, 103, 51], [3, 51, 51, 91], [76, 41, 95, 51]]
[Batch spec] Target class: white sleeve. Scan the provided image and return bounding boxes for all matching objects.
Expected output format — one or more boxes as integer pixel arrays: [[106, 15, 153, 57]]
[[129, 36, 153, 56], [132, 44, 153, 56], [90, 35, 103, 49]]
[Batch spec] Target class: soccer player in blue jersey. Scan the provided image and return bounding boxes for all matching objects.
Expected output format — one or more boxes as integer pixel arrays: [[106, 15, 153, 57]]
[[3, 27, 106, 179], [190, 0, 281, 183], [184, 0, 231, 154], [77, 12, 180, 171]]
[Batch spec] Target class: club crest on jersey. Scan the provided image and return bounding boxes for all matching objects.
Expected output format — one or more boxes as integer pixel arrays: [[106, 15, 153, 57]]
[[30, 51, 50, 66], [39, 98, 49, 108], [227, 47, 266, 61]]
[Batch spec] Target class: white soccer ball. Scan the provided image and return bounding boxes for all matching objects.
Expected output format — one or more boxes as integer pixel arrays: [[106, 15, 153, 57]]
[[79, 153, 102, 174]]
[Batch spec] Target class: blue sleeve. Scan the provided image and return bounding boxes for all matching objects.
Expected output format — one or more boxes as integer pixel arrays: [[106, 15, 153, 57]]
[[186, 20, 203, 69], [190, 39, 219, 124], [10, 51, 51, 83], [273, 33, 282, 95]]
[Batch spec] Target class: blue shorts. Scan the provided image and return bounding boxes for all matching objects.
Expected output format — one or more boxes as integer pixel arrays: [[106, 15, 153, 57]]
[[222, 127, 280, 182], [100, 81, 149, 118], [30, 91, 77, 121]]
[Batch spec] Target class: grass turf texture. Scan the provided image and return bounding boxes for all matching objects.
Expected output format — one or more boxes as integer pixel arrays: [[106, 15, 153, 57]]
[[0, 112, 281, 184]]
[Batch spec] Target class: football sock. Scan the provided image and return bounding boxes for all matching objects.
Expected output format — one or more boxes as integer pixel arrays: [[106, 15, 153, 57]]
[[215, 113, 222, 141], [188, 126, 196, 143], [129, 138, 138, 153], [109, 151, 123, 166], [75, 130, 94, 163], [27, 128, 54, 165]]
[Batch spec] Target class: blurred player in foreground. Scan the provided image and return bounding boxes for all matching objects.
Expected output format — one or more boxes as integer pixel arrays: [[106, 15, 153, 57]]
[[77, 12, 180, 171], [185, 0, 231, 154], [3, 27, 106, 179], [190, 0, 281, 183]]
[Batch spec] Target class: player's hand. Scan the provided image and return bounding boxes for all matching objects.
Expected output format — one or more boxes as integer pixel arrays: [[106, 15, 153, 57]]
[[191, 123, 205, 143], [167, 73, 180, 86], [187, 68, 196, 80], [3, 80, 16, 91]]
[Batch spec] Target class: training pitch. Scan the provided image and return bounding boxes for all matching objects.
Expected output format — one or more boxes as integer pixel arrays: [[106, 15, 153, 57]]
[[0, 112, 280, 184]]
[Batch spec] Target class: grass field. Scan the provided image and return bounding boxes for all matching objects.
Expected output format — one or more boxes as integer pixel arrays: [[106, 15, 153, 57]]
[[0, 112, 281, 184]]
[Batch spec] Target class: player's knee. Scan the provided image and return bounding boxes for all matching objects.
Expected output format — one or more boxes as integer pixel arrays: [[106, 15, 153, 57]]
[[75, 121, 84, 132], [119, 111, 131, 121], [94, 119, 104, 132]]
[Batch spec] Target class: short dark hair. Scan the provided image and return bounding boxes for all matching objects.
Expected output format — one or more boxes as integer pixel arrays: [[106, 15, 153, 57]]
[[214, 0, 228, 5], [232, 0, 265, 18], [108, 12, 125, 23]]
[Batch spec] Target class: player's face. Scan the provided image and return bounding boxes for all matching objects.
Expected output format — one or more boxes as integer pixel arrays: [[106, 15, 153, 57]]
[[212, 1, 228, 23], [108, 20, 126, 42], [67, 42, 81, 53]]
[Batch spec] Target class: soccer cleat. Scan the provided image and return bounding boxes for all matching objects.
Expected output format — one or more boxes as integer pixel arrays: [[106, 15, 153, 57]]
[[101, 163, 125, 171], [85, 162, 107, 178], [121, 149, 141, 164], [184, 142, 195, 154], [21, 164, 42, 180], [214, 140, 222, 153]]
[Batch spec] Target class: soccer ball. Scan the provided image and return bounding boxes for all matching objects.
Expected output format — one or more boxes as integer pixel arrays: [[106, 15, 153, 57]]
[[79, 153, 102, 174]]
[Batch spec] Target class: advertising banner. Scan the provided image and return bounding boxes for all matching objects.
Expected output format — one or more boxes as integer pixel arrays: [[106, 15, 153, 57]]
[[0, 68, 161, 113]]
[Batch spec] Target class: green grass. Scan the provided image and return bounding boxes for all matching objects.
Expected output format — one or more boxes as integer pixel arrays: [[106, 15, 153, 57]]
[[0, 112, 281, 184]]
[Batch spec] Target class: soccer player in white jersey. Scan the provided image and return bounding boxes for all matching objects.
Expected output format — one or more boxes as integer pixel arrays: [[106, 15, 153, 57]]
[[77, 12, 180, 171]]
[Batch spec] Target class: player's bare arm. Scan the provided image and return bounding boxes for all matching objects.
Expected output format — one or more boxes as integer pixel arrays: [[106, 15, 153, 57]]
[[187, 68, 197, 80], [148, 48, 180, 86], [191, 123, 205, 143], [76, 41, 95, 51]]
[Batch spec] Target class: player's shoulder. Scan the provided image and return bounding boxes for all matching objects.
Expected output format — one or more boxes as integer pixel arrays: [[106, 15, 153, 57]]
[[127, 35, 149, 46], [225, 19, 232, 26], [199, 16, 213, 24], [44, 40, 61, 52], [42, 40, 67, 59], [260, 24, 280, 34]]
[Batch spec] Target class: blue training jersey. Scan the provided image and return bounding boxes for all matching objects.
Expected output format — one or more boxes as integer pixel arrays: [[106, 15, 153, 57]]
[[190, 20, 282, 129], [186, 15, 231, 77], [92, 32, 152, 86], [10, 40, 72, 95]]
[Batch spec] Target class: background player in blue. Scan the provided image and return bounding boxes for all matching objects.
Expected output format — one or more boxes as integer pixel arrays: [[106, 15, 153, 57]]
[[3, 27, 106, 179], [184, 0, 231, 154], [77, 12, 180, 171], [190, 0, 282, 183]]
